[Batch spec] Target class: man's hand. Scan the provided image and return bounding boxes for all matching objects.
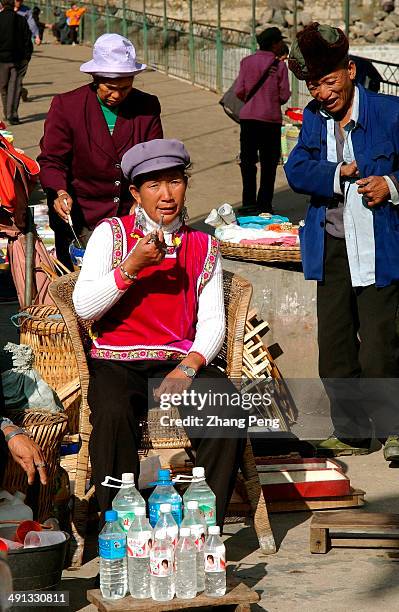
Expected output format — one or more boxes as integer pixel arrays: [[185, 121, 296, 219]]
[[340, 161, 359, 179], [5, 429, 48, 485], [356, 176, 390, 207], [153, 368, 193, 402], [34, 36, 41, 45], [54, 190, 73, 222]]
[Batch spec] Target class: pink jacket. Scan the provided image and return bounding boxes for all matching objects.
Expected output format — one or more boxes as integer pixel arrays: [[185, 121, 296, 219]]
[[235, 50, 290, 124]]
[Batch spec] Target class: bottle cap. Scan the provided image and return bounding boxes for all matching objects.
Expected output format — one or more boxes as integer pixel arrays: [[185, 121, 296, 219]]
[[180, 527, 190, 537], [208, 525, 220, 535], [158, 469, 171, 480], [105, 510, 118, 522], [121, 473, 134, 483], [155, 529, 166, 540], [187, 500, 199, 510], [192, 467, 205, 478], [160, 503, 171, 513], [135, 507, 146, 516]]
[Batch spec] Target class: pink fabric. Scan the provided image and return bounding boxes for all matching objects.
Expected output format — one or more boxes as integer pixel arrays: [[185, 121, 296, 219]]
[[114, 266, 131, 290], [235, 51, 290, 124], [240, 236, 298, 246], [91, 215, 218, 361]]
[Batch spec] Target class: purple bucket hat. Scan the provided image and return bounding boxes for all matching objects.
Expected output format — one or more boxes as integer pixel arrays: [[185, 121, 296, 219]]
[[80, 33, 146, 77], [121, 139, 191, 182]]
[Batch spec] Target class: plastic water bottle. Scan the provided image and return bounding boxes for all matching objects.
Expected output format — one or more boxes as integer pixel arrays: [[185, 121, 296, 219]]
[[204, 526, 226, 597], [150, 529, 175, 601], [183, 467, 216, 527], [98, 510, 128, 600], [127, 507, 151, 599], [181, 500, 207, 592], [153, 503, 179, 549], [112, 473, 146, 533], [148, 469, 182, 527], [175, 527, 197, 599]]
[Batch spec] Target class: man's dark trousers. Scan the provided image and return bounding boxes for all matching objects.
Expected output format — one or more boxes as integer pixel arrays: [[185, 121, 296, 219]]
[[239, 119, 281, 212], [0, 60, 29, 120], [317, 233, 399, 440]]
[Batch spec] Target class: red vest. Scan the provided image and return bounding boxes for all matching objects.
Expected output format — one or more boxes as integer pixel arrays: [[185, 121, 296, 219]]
[[90, 215, 219, 361]]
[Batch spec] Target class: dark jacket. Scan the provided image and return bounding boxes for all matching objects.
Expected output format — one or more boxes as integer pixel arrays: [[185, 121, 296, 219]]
[[38, 84, 163, 229], [0, 7, 33, 64], [284, 85, 399, 287]]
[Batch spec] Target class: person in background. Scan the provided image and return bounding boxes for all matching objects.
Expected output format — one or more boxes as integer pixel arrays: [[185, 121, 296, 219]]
[[38, 33, 163, 269], [285, 23, 399, 460], [277, 43, 290, 62], [32, 6, 45, 43], [0, 0, 32, 124], [234, 27, 290, 215], [349, 54, 382, 93], [14, 0, 40, 44], [65, 2, 85, 45]]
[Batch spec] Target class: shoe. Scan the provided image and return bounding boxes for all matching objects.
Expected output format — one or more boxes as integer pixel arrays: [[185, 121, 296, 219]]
[[9, 117, 20, 125], [316, 436, 372, 457], [21, 87, 29, 102], [383, 435, 399, 461], [236, 205, 259, 216]]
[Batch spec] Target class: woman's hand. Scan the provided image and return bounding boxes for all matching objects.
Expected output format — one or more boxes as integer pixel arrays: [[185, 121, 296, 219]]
[[123, 230, 167, 275], [54, 190, 73, 222], [153, 368, 193, 401], [5, 429, 48, 485]]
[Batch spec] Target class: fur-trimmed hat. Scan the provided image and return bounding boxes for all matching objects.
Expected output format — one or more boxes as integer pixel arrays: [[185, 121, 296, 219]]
[[288, 22, 349, 81]]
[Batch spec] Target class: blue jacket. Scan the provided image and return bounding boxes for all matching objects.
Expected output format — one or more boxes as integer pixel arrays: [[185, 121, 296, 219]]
[[284, 85, 399, 287]]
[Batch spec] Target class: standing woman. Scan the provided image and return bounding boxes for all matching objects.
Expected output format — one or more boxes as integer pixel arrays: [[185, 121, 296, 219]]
[[72, 139, 246, 525], [235, 27, 290, 215], [38, 33, 163, 269]]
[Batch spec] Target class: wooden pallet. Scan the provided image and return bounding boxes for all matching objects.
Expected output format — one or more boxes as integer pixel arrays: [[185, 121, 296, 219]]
[[87, 581, 259, 611], [242, 309, 297, 430], [268, 487, 365, 513], [310, 510, 399, 554]]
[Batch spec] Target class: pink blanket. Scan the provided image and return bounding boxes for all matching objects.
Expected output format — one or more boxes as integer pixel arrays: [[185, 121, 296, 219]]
[[240, 236, 298, 247]]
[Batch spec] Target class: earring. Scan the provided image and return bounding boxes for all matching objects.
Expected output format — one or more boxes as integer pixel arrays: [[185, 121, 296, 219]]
[[180, 205, 189, 223], [134, 204, 146, 231]]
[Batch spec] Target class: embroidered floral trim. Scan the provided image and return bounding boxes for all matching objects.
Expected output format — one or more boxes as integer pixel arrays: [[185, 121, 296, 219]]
[[90, 347, 186, 361], [107, 217, 125, 268], [198, 236, 219, 295]]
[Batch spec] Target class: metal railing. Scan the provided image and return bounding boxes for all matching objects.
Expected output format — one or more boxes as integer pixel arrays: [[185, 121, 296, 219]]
[[40, 0, 399, 104]]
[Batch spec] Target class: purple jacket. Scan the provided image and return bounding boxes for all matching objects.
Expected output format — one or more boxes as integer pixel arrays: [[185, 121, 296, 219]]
[[235, 50, 290, 124]]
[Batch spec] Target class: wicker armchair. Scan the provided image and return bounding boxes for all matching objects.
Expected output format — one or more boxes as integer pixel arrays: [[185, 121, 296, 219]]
[[49, 270, 276, 566]]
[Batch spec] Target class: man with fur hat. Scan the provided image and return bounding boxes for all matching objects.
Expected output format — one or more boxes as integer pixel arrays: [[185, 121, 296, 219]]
[[285, 23, 399, 460]]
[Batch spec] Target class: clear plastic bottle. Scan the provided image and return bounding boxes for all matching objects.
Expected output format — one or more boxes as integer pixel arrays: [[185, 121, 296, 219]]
[[175, 527, 197, 599], [112, 473, 146, 533], [127, 507, 151, 599], [204, 525, 226, 597], [98, 509, 128, 600], [183, 467, 216, 527], [150, 529, 175, 601], [148, 469, 182, 527], [181, 500, 207, 592], [153, 503, 179, 549]]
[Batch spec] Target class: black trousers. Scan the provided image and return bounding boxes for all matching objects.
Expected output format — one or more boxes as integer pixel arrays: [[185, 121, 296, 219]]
[[0, 60, 29, 120], [239, 119, 281, 212], [317, 233, 399, 439], [88, 359, 246, 526]]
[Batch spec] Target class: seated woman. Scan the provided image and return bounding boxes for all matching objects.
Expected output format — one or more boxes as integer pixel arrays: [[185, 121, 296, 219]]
[[73, 138, 246, 525]]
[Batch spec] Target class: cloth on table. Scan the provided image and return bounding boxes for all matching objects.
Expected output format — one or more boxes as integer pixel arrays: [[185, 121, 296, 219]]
[[237, 214, 289, 228], [240, 235, 298, 246]]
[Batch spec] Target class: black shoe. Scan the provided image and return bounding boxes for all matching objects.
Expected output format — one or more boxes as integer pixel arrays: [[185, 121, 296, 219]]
[[9, 117, 20, 125], [236, 205, 259, 216], [21, 87, 29, 102]]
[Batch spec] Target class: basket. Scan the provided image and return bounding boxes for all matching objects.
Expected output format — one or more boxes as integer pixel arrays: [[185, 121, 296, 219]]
[[1, 409, 68, 523], [18, 305, 81, 433], [220, 240, 301, 263]]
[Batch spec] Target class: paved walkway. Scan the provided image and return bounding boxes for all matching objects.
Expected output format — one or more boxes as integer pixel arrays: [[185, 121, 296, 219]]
[[5, 38, 399, 612]]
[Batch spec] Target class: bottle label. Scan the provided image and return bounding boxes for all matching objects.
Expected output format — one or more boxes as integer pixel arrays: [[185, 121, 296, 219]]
[[149, 502, 182, 527], [166, 526, 178, 549], [127, 531, 152, 558], [150, 551, 173, 577], [198, 503, 216, 526], [190, 524, 206, 551], [99, 536, 126, 560], [204, 552, 226, 572], [117, 510, 136, 532]]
